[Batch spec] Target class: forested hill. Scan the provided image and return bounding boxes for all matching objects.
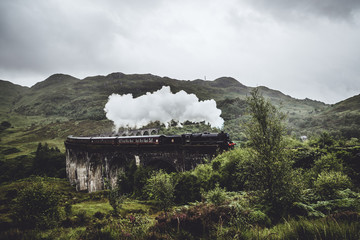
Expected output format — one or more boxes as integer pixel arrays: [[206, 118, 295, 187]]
[[0, 72, 359, 158]]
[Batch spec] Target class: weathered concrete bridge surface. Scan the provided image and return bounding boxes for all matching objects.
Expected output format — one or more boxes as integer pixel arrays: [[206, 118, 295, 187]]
[[65, 140, 219, 193]]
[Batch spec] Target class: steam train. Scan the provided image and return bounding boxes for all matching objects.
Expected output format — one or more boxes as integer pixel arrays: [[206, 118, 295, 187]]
[[65, 132, 235, 151]]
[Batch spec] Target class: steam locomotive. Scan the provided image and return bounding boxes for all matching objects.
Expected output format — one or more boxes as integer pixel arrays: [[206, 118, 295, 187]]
[[65, 132, 235, 151]]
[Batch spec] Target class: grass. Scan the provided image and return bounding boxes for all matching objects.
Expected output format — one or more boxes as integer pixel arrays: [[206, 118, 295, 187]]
[[0, 112, 113, 159], [243, 216, 360, 240], [72, 200, 113, 217]]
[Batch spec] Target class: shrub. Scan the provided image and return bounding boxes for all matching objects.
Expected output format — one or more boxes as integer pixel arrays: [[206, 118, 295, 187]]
[[64, 202, 72, 217], [94, 211, 105, 220], [214, 148, 250, 191], [191, 164, 217, 191], [108, 188, 126, 215], [204, 184, 227, 205], [133, 166, 153, 198], [75, 210, 90, 225], [153, 203, 233, 238], [145, 170, 175, 216], [248, 210, 271, 227], [12, 177, 60, 229], [174, 172, 201, 204], [314, 171, 352, 199], [311, 153, 344, 177]]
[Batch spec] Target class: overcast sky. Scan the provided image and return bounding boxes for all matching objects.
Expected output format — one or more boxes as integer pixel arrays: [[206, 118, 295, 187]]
[[1, 0, 360, 103]]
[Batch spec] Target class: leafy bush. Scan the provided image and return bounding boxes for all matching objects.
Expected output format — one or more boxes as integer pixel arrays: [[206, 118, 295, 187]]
[[64, 202, 72, 217], [173, 172, 201, 204], [133, 166, 153, 199], [214, 148, 250, 191], [11, 177, 60, 229], [248, 210, 271, 227], [75, 210, 90, 226], [152, 197, 271, 239], [152, 203, 233, 238], [108, 188, 127, 215], [145, 170, 175, 216], [204, 184, 227, 205], [0, 155, 34, 183], [191, 164, 220, 191], [295, 188, 360, 217], [314, 171, 352, 199], [311, 153, 344, 178], [312, 132, 335, 148], [116, 160, 137, 195]]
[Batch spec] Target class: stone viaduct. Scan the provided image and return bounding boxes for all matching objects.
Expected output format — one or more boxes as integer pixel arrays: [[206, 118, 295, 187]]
[[65, 133, 224, 193]]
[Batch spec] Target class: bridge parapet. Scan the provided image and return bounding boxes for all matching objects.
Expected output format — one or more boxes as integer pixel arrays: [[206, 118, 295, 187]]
[[117, 128, 159, 136]]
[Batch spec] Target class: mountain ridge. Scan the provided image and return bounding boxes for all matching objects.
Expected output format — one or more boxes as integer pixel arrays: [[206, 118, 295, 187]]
[[1, 72, 359, 145]]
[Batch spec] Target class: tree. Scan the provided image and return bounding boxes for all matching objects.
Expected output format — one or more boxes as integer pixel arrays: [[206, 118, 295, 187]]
[[244, 88, 302, 218], [108, 187, 126, 215], [106, 171, 127, 215], [116, 160, 137, 194], [33, 142, 65, 177], [145, 170, 175, 217]]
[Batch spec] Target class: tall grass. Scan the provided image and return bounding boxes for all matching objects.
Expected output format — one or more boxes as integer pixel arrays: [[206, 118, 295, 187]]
[[243, 215, 360, 240]]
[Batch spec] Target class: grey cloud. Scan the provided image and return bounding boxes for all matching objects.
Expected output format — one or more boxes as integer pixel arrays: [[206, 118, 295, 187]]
[[245, 0, 360, 20], [0, 0, 129, 73], [0, 0, 359, 104]]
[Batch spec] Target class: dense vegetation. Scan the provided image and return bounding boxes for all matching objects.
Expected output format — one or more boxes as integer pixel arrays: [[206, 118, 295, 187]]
[[0, 85, 359, 239]]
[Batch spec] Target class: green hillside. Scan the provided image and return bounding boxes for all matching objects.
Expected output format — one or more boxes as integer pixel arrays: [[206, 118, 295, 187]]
[[11, 73, 326, 120], [313, 94, 360, 138], [329, 94, 360, 113], [0, 72, 359, 158], [0, 80, 29, 115]]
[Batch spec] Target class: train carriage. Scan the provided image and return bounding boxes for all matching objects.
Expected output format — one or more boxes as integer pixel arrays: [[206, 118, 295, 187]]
[[65, 132, 235, 150]]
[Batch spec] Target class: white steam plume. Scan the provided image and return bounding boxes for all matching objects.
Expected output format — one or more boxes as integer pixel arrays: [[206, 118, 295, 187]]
[[104, 86, 224, 131]]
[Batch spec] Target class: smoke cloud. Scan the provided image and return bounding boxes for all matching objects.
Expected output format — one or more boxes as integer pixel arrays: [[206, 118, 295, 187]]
[[104, 86, 224, 131]]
